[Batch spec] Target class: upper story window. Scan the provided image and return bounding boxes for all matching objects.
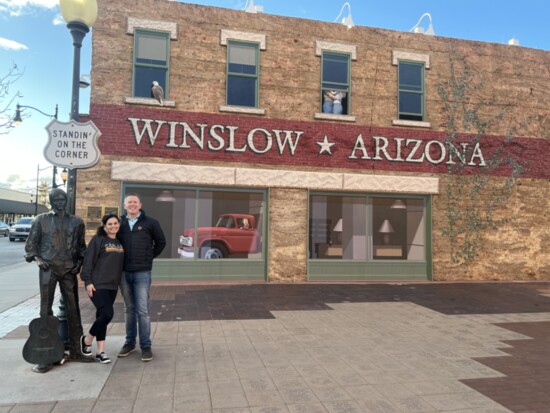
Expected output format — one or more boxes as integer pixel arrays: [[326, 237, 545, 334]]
[[392, 50, 431, 128], [133, 30, 170, 99], [314, 40, 356, 122], [226, 41, 259, 107], [124, 18, 177, 107], [219, 30, 266, 115], [398, 61, 424, 121], [321, 52, 350, 116]]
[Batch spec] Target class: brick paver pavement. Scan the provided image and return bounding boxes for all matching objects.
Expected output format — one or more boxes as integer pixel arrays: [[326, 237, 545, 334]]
[[1, 281, 550, 412]]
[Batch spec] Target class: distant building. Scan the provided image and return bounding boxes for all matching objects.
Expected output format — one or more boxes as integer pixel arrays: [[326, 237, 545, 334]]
[[78, 0, 549, 282], [0, 188, 48, 222]]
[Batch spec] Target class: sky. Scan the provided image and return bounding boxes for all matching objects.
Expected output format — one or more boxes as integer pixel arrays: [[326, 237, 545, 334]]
[[0, 0, 548, 194]]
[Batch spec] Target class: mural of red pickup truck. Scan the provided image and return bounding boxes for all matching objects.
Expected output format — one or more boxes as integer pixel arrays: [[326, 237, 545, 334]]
[[178, 213, 261, 259]]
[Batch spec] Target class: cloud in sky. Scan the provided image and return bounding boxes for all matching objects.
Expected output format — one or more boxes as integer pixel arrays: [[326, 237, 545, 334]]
[[52, 13, 64, 25], [0, 37, 28, 50], [0, 0, 58, 16]]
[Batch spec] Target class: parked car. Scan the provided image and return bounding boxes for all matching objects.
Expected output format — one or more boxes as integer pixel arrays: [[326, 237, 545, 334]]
[[9, 217, 34, 242], [0, 222, 9, 237], [178, 213, 260, 259]]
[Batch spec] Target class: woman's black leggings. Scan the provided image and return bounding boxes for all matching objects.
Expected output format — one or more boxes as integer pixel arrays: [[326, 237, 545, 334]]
[[89, 289, 118, 341]]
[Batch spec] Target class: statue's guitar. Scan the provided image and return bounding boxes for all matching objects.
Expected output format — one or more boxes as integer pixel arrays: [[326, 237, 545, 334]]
[[22, 315, 65, 366]]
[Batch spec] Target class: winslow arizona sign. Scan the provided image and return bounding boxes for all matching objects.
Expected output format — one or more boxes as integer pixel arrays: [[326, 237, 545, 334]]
[[127, 117, 487, 167], [44, 119, 101, 169]]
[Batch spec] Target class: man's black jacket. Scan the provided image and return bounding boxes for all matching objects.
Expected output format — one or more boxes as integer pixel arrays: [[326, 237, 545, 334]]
[[118, 210, 166, 272]]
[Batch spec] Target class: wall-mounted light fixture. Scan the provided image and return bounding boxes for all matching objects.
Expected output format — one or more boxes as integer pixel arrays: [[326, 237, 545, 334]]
[[335, 2, 354, 29], [79, 74, 90, 88], [244, 0, 263, 14], [410, 12, 435, 36]]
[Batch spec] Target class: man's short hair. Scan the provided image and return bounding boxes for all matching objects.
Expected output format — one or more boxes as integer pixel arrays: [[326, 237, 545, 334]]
[[124, 193, 142, 203]]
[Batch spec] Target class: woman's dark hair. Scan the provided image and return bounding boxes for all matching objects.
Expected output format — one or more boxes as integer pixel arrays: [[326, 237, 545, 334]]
[[97, 214, 120, 236]]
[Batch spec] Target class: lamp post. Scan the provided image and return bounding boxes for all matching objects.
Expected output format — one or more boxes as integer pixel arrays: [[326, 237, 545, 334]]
[[13, 104, 62, 189], [34, 165, 56, 216], [60, 0, 98, 214]]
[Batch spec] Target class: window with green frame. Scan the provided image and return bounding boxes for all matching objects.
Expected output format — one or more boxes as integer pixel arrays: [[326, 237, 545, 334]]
[[122, 185, 265, 260], [133, 29, 170, 99], [321, 51, 350, 115], [398, 61, 425, 121], [309, 195, 426, 260], [226, 41, 259, 107]]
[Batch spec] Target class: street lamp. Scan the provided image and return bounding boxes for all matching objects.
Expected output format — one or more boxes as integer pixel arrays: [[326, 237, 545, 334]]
[[60, 0, 98, 214], [60, 168, 69, 187], [34, 165, 54, 216], [13, 104, 63, 189]]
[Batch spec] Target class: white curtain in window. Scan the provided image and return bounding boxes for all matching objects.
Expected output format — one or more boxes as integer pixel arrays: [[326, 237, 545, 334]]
[[229, 44, 255, 66], [138, 35, 167, 61]]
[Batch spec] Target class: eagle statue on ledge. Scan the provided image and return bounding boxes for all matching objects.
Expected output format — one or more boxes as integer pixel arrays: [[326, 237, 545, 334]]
[[151, 81, 164, 106]]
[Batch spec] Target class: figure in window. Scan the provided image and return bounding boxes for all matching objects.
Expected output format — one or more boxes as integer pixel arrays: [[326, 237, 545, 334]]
[[323, 90, 346, 115]]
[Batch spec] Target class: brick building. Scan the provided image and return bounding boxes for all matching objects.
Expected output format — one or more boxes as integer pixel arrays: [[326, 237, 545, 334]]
[[79, 0, 549, 282]]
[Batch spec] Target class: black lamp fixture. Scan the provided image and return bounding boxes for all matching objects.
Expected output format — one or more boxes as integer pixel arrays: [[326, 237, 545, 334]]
[[13, 103, 58, 126], [13, 103, 62, 188], [60, 168, 69, 187], [59, 0, 98, 214], [79, 74, 91, 88]]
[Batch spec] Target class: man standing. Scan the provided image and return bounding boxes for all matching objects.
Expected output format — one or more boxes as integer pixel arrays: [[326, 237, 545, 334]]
[[117, 193, 166, 362], [24, 188, 91, 363]]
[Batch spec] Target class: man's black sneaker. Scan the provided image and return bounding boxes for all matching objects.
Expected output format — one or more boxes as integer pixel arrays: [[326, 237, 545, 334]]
[[96, 352, 111, 364], [118, 343, 136, 357], [141, 348, 153, 362], [80, 335, 92, 356]]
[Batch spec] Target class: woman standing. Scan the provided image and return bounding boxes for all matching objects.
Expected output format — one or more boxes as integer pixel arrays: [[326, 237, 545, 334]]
[[79, 214, 124, 363]]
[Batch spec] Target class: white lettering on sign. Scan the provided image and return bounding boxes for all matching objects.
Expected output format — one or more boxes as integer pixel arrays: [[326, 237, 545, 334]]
[[126, 117, 487, 167]]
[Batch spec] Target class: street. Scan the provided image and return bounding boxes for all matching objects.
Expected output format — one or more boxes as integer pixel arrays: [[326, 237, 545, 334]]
[[0, 236, 27, 267]]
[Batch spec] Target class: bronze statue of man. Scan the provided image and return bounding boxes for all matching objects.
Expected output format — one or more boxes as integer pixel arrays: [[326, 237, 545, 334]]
[[24, 188, 92, 364]]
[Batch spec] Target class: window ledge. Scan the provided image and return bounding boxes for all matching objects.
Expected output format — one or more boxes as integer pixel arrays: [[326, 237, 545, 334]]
[[219, 105, 265, 115], [314, 113, 356, 122], [392, 119, 431, 128], [124, 97, 175, 107]]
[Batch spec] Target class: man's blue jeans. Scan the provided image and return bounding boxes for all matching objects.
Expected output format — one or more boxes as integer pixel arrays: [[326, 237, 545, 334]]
[[120, 271, 152, 349]]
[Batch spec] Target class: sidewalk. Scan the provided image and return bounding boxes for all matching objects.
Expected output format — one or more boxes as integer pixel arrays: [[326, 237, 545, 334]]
[[1, 263, 550, 412]]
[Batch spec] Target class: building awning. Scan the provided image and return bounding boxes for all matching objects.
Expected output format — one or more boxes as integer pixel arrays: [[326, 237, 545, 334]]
[[0, 199, 49, 216]]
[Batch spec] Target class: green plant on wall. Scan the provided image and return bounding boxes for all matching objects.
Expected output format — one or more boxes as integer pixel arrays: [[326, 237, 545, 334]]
[[437, 51, 527, 265]]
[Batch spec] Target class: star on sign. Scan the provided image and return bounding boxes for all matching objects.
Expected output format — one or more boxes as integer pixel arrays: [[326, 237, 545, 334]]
[[316, 135, 336, 155]]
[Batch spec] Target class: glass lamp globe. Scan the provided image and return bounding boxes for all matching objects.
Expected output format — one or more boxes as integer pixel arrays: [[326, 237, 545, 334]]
[[60, 0, 98, 27]]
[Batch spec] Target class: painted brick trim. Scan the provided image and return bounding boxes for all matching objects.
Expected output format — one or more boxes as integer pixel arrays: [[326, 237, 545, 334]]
[[220, 29, 267, 49], [127, 17, 177, 39], [392, 50, 430, 68], [315, 41, 357, 60], [111, 160, 440, 194]]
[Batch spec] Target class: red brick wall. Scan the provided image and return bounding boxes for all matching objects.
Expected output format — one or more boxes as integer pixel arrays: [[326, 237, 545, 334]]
[[90, 103, 549, 179]]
